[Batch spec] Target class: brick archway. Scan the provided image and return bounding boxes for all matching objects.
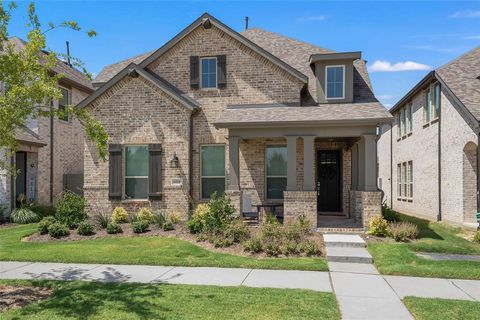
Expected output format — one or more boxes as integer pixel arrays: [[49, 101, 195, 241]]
[[463, 142, 477, 223]]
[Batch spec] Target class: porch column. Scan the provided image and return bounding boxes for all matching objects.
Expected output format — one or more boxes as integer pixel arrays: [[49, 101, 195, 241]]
[[303, 136, 315, 191], [227, 136, 240, 190], [351, 143, 358, 190], [286, 136, 298, 191], [360, 134, 377, 191]]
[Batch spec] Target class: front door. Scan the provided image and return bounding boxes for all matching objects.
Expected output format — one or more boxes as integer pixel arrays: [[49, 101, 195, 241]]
[[15, 152, 27, 205], [317, 150, 341, 212]]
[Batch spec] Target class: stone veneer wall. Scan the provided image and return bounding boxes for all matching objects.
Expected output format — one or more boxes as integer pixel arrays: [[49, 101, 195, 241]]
[[283, 191, 317, 226], [350, 190, 382, 228]]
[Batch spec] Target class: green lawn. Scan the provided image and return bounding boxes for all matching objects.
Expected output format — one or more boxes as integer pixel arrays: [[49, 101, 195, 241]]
[[0, 280, 340, 320], [404, 297, 480, 320], [368, 214, 480, 279], [0, 224, 327, 271]]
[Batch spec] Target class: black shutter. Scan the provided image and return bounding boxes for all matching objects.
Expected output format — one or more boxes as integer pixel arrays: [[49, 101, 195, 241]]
[[217, 55, 226, 88], [190, 56, 199, 89], [108, 144, 122, 199], [148, 144, 162, 199]]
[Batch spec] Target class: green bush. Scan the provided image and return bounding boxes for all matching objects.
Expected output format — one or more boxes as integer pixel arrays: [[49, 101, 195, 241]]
[[29, 204, 56, 218], [162, 220, 175, 231], [111, 207, 129, 223], [473, 231, 480, 243], [167, 212, 182, 224], [153, 210, 168, 228], [106, 223, 122, 234], [299, 240, 321, 256], [368, 214, 389, 237], [202, 193, 235, 234], [0, 204, 7, 223], [48, 223, 70, 238], [224, 219, 250, 242], [264, 241, 282, 256], [137, 208, 155, 223], [38, 216, 57, 234], [187, 216, 203, 233], [10, 207, 39, 224], [281, 239, 299, 255], [382, 203, 400, 222], [388, 222, 419, 242], [212, 235, 234, 248], [243, 237, 262, 253], [55, 191, 87, 228], [77, 222, 95, 236], [296, 214, 312, 234], [132, 220, 149, 233], [93, 212, 110, 229]]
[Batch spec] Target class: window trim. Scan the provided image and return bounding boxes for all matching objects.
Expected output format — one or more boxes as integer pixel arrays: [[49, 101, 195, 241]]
[[200, 144, 226, 200], [325, 65, 345, 100], [265, 144, 288, 201], [433, 83, 441, 119], [424, 87, 431, 124], [58, 86, 71, 122], [199, 56, 218, 89], [397, 161, 413, 201], [123, 144, 149, 200]]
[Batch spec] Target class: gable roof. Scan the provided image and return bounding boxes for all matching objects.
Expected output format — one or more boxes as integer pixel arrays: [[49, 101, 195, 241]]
[[391, 46, 480, 123], [94, 50, 153, 85], [78, 63, 199, 111]]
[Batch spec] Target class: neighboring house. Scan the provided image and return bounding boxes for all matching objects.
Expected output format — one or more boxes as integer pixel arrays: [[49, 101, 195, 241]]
[[0, 37, 94, 215], [378, 47, 480, 230], [79, 13, 391, 229]]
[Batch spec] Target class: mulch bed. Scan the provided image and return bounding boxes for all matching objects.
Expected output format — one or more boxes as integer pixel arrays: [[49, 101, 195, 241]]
[[24, 223, 325, 258], [0, 285, 53, 312]]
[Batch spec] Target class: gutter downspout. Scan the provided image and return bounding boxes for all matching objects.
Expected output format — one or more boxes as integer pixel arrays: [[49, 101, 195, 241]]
[[390, 123, 393, 208], [189, 110, 197, 211], [50, 108, 54, 204], [437, 92, 442, 222]]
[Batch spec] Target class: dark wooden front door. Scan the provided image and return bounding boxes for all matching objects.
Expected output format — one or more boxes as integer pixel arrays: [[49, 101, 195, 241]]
[[15, 152, 27, 205], [317, 150, 341, 212]]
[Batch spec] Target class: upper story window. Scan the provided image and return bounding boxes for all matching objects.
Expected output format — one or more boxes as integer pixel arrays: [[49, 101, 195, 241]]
[[200, 57, 217, 89], [433, 83, 441, 119], [397, 104, 413, 139], [407, 103, 413, 133], [59, 87, 70, 121], [325, 65, 345, 99], [424, 88, 431, 123], [124, 145, 148, 200]]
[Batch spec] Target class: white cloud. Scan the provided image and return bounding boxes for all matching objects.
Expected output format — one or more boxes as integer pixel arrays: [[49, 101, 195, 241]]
[[383, 103, 392, 108], [297, 15, 326, 22], [450, 10, 480, 18], [369, 60, 431, 72], [377, 94, 394, 100]]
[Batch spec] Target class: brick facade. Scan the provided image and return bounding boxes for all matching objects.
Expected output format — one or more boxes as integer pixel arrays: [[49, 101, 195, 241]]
[[350, 190, 382, 228], [283, 191, 317, 226]]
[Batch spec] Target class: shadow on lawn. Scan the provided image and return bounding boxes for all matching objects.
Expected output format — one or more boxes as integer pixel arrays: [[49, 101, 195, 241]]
[[398, 213, 444, 240]]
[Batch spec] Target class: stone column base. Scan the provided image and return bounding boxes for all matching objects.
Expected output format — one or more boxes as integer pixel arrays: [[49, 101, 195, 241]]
[[350, 190, 382, 229], [283, 191, 317, 227], [225, 190, 242, 216]]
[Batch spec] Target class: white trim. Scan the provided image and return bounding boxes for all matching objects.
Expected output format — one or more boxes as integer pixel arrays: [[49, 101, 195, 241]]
[[200, 57, 218, 89], [325, 65, 345, 100], [200, 144, 226, 200], [123, 144, 149, 200], [265, 144, 287, 200]]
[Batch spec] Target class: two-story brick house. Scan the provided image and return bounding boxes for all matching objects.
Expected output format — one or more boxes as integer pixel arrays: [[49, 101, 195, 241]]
[[378, 47, 480, 230], [0, 37, 94, 215], [79, 13, 391, 229]]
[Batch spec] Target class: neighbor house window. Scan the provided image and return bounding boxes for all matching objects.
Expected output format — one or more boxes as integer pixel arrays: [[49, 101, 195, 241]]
[[401, 107, 406, 135], [397, 112, 401, 138], [325, 65, 345, 99], [408, 103, 413, 132], [397, 163, 402, 197], [408, 161, 413, 199], [433, 83, 441, 119], [424, 88, 431, 123], [124, 145, 148, 199], [266, 145, 287, 199], [59, 87, 70, 121], [402, 162, 407, 197], [201, 145, 225, 199], [200, 57, 217, 89]]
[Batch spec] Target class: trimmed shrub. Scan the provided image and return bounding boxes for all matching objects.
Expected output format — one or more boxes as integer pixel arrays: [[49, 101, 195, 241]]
[[296, 214, 312, 235], [368, 214, 389, 237], [48, 223, 70, 238], [152, 210, 168, 228], [10, 207, 39, 224], [77, 222, 95, 236], [106, 223, 122, 234], [29, 204, 56, 218], [167, 212, 182, 224], [224, 219, 250, 242], [55, 191, 87, 228], [132, 220, 149, 233], [473, 231, 480, 243], [187, 216, 203, 234], [202, 193, 235, 234], [38, 216, 57, 234], [93, 212, 110, 229], [264, 242, 282, 256], [299, 240, 321, 256], [388, 222, 419, 242], [212, 236, 234, 248], [111, 207, 129, 224], [281, 239, 299, 255], [137, 208, 155, 223], [162, 220, 175, 231], [243, 237, 262, 253]]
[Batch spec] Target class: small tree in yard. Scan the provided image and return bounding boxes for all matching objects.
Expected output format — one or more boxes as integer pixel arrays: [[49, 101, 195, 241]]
[[0, 2, 108, 173]]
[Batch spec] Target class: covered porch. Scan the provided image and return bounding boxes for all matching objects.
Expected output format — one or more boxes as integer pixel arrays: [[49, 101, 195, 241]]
[[219, 124, 381, 229]]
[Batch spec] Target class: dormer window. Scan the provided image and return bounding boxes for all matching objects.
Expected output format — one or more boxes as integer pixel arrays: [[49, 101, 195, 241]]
[[200, 57, 217, 89], [325, 65, 345, 99]]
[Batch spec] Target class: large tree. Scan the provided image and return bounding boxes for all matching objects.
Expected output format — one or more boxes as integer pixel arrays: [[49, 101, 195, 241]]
[[0, 1, 107, 173]]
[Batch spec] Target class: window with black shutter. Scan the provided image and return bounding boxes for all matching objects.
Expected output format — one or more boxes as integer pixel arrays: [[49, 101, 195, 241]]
[[190, 56, 199, 89], [108, 144, 122, 199], [148, 144, 163, 199], [217, 55, 226, 88]]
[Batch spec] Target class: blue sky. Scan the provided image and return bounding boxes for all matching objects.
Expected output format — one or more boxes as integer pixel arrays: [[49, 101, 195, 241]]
[[7, 1, 480, 108]]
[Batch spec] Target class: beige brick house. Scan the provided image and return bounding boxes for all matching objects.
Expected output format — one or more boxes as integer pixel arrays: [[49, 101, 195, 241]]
[[0, 37, 93, 215], [378, 47, 480, 230], [80, 13, 391, 229]]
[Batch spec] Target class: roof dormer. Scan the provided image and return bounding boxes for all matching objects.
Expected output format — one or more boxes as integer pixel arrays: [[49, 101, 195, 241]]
[[310, 51, 361, 104]]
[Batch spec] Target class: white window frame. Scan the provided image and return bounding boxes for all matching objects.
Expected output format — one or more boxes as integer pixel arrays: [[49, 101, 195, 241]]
[[58, 86, 71, 122], [424, 88, 431, 124], [265, 144, 288, 200], [433, 83, 441, 119], [407, 103, 413, 133], [200, 144, 226, 200], [408, 161, 413, 200], [397, 112, 401, 138], [397, 163, 402, 197], [200, 57, 218, 89], [124, 144, 149, 200], [325, 65, 345, 100]]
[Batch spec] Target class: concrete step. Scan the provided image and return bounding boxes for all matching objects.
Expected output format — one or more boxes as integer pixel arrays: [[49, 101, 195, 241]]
[[323, 234, 366, 248], [325, 247, 373, 264], [317, 227, 365, 234]]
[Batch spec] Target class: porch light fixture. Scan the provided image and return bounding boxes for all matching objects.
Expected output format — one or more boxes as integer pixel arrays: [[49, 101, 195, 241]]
[[170, 152, 179, 168]]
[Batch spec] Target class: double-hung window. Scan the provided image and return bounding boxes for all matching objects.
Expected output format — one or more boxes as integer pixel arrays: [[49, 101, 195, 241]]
[[433, 83, 441, 119], [266, 145, 287, 199], [397, 161, 414, 200], [200, 57, 217, 89], [201, 145, 225, 199], [59, 87, 70, 121], [397, 164, 402, 197], [325, 65, 345, 99], [124, 145, 148, 199], [407, 104, 413, 133], [424, 88, 431, 123], [407, 161, 413, 199], [397, 112, 401, 138]]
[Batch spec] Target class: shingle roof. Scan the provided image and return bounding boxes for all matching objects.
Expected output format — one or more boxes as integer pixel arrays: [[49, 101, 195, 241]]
[[214, 102, 392, 128], [9, 37, 93, 91], [436, 46, 480, 119], [94, 50, 154, 84]]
